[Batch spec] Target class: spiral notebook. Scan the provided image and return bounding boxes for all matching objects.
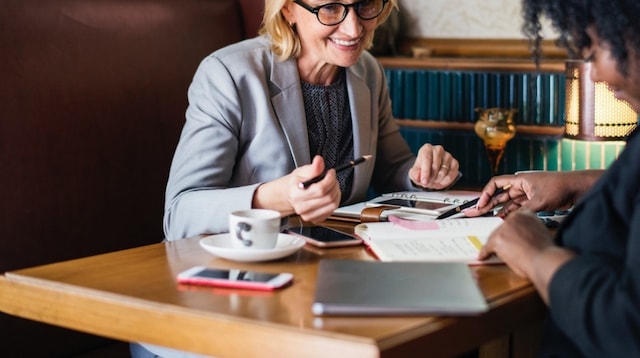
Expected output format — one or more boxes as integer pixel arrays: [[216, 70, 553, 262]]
[[312, 259, 488, 316], [330, 190, 481, 222]]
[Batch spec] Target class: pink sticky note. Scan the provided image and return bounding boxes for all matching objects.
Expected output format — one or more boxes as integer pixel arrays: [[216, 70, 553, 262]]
[[388, 215, 439, 230]]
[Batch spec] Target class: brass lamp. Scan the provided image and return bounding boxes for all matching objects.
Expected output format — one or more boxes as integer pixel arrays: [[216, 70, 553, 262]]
[[564, 60, 638, 140]]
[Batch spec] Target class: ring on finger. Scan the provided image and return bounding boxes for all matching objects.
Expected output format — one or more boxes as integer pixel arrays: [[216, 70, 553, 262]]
[[440, 164, 449, 170]]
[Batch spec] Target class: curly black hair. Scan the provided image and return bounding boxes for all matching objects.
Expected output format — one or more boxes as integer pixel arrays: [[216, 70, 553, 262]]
[[522, 0, 640, 76]]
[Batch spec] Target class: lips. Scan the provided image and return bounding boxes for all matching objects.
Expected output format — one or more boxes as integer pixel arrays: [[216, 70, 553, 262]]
[[613, 90, 629, 103], [613, 90, 623, 99], [331, 38, 360, 47]]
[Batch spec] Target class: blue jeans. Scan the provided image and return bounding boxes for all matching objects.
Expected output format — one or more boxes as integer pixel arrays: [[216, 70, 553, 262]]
[[130, 343, 161, 358], [129, 342, 213, 358]]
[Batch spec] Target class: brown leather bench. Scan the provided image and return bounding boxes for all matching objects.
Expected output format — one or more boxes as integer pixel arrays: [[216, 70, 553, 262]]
[[0, 0, 262, 355]]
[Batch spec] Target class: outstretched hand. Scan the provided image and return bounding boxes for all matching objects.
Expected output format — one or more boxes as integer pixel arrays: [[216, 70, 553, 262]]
[[464, 171, 599, 218]]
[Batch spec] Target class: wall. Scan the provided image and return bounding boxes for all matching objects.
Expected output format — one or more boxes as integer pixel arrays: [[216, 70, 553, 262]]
[[399, 0, 556, 39]]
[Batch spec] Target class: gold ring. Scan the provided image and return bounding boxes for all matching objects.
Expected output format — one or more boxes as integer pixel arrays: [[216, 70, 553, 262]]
[[440, 164, 449, 170]]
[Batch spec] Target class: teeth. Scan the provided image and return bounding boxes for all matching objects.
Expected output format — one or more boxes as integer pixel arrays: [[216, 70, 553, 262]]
[[332, 38, 359, 46]]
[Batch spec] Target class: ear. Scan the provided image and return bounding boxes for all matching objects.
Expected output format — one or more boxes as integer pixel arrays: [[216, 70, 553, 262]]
[[281, 2, 295, 25]]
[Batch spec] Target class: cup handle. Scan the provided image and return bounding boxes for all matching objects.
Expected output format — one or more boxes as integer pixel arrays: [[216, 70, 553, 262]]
[[234, 222, 253, 247]]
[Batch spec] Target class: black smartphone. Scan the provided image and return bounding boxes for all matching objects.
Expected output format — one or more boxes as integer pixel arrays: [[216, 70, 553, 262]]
[[285, 226, 362, 248], [373, 198, 453, 211]]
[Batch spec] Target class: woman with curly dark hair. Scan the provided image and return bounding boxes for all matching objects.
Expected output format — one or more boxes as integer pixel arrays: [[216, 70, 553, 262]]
[[465, 0, 640, 356]]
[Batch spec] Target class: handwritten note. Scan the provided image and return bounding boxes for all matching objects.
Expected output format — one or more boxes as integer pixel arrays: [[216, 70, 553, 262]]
[[368, 235, 488, 263], [355, 217, 504, 265]]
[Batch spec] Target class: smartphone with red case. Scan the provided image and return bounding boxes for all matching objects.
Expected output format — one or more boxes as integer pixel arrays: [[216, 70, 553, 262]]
[[177, 266, 293, 291]]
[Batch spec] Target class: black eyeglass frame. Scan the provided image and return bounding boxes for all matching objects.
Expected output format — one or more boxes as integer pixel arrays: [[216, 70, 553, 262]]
[[293, 0, 389, 26]]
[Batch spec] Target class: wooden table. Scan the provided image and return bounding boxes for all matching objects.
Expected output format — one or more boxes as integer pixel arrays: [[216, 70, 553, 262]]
[[0, 220, 546, 357]]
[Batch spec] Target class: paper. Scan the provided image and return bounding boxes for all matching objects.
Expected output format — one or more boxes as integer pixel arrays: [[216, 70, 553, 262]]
[[363, 235, 496, 263], [330, 202, 367, 220], [380, 190, 480, 204], [355, 217, 503, 265], [331, 203, 440, 222]]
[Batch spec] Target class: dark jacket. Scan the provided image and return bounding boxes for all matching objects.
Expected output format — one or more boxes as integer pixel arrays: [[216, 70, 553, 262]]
[[542, 127, 640, 357]]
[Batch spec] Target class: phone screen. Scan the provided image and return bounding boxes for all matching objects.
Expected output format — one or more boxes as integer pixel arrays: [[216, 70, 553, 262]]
[[285, 226, 361, 247], [192, 268, 279, 283], [376, 198, 451, 210]]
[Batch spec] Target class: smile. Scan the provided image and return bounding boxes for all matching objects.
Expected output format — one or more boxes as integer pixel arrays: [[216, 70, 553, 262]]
[[331, 38, 360, 46]]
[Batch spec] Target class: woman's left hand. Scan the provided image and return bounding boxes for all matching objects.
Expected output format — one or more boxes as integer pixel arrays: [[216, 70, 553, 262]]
[[477, 209, 575, 304], [409, 144, 460, 190], [478, 210, 554, 277]]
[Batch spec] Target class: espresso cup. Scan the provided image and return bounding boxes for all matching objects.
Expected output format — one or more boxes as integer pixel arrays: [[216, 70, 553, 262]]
[[229, 209, 281, 250]]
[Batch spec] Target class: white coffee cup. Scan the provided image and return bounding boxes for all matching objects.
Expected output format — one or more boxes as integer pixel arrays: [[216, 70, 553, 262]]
[[229, 209, 281, 250]]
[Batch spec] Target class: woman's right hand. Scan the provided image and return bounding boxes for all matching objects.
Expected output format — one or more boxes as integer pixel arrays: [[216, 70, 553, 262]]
[[253, 155, 341, 223], [464, 170, 603, 217]]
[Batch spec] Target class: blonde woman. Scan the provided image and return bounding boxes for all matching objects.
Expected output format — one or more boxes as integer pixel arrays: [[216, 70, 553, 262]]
[[162, 0, 460, 242]]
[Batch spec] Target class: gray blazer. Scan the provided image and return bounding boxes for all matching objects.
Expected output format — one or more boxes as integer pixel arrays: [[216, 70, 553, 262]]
[[164, 36, 416, 240]]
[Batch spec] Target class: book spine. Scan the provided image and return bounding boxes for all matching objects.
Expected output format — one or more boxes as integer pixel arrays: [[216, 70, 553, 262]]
[[392, 69, 404, 118], [439, 72, 451, 121], [427, 71, 440, 120], [451, 72, 463, 121], [416, 70, 428, 120], [464, 72, 477, 122], [403, 70, 417, 119]]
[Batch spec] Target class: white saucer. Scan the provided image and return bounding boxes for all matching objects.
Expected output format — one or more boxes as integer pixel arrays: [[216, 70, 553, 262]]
[[199, 233, 305, 262]]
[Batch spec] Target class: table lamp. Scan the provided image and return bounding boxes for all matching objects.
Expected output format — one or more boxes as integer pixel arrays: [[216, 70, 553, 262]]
[[564, 60, 638, 141]]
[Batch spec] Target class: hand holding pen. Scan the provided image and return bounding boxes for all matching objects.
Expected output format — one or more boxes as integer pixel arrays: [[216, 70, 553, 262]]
[[298, 155, 372, 189], [468, 171, 585, 217], [436, 184, 512, 219]]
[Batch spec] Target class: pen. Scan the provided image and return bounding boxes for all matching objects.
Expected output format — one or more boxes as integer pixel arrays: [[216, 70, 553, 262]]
[[298, 155, 373, 189], [434, 184, 512, 220]]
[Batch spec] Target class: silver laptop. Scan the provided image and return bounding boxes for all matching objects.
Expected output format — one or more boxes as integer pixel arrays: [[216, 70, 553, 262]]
[[312, 259, 489, 316]]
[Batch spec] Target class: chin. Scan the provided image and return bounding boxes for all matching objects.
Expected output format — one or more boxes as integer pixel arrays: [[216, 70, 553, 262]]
[[615, 92, 640, 112], [623, 99, 640, 113], [330, 55, 361, 68], [621, 95, 640, 112]]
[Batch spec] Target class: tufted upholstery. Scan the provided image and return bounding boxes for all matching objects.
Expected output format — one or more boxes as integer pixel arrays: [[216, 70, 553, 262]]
[[0, 0, 263, 355]]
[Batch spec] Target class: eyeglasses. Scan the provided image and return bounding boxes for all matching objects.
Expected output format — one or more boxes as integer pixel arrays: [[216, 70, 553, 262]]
[[293, 0, 388, 26]]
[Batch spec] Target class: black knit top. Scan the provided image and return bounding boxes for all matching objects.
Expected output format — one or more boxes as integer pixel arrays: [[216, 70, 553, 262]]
[[301, 69, 354, 203]]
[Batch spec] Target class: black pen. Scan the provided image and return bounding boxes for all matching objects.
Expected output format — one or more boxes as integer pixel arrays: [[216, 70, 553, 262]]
[[298, 155, 373, 189], [435, 184, 512, 220]]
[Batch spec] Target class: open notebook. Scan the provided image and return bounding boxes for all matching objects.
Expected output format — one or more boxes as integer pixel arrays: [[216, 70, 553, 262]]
[[354, 216, 504, 265], [312, 259, 489, 316]]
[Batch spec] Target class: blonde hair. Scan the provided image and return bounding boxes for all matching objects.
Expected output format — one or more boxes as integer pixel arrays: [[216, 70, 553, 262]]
[[259, 0, 399, 61]]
